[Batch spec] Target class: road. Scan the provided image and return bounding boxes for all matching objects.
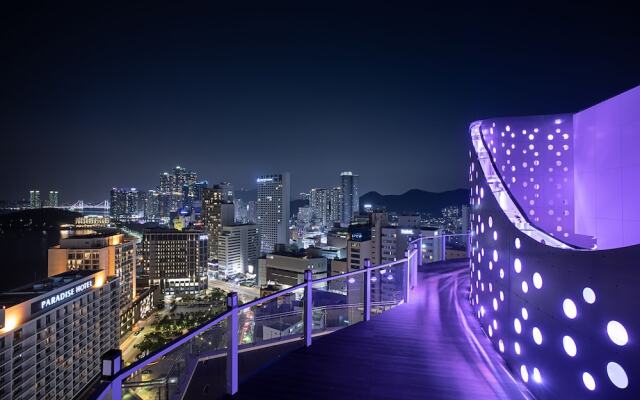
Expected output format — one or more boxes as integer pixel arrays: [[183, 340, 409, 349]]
[[207, 279, 259, 303]]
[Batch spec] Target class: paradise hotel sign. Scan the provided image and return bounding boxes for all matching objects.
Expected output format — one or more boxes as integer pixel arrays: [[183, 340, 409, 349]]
[[31, 278, 95, 314]]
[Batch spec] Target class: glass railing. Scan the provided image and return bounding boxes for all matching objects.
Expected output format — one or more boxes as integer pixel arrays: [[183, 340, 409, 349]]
[[90, 233, 468, 400]]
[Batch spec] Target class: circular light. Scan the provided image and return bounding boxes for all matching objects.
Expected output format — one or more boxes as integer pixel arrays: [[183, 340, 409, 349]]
[[489, 261, 493, 270], [493, 298, 498, 311], [607, 362, 628, 389], [532, 368, 541, 383], [493, 319, 498, 330], [563, 335, 577, 357], [533, 273, 542, 289], [514, 341, 521, 355], [582, 372, 596, 391], [522, 281, 529, 293], [521, 365, 529, 382], [500, 291, 504, 301], [521, 307, 528, 320], [493, 231, 498, 241], [514, 258, 522, 273], [514, 318, 522, 334], [500, 269, 505, 279], [493, 250, 498, 262], [488, 216, 493, 227], [515, 237, 521, 249], [563, 299, 577, 319], [532, 327, 542, 345], [488, 326, 493, 336], [583, 287, 596, 304], [498, 339, 505, 353], [607, 321, 629, 346]]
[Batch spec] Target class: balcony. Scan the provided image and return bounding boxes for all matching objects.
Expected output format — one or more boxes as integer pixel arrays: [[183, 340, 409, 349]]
[[86, 234, 532, 400]]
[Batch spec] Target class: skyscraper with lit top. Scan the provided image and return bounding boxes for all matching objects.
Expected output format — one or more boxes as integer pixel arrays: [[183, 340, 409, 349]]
[[257, 173, 290, 254]]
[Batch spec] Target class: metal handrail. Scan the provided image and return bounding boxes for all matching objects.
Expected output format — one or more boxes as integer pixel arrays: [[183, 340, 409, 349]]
[[95, 233, 469, 399]]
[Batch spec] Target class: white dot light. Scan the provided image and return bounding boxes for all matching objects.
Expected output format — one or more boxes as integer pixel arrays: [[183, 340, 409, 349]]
[[532, 327, 542, 345], [514, 258, 522, 273], [582, 372, 596, 391], [532, 368, 541, 383], [515, 237, 521, 249], [522, 281, 529, 293], [498, 339, 505, 353], [493, 298, 498, 311], [514, 341, 521, 355], [533, 272, 543, 289], [514, 318, 522, 334], [493, 250, 498, 262], [607, 321, 629, 346], [563, 335, 577, 357], [521, 365, 529, 382], [607, 362, 629, 389], [563, 299, 577, 319], [583, 287, 596, 304], [493, 231, 498, 241], [521, 307, 528, 320]]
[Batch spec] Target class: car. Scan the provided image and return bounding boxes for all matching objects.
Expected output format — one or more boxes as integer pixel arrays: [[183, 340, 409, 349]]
[[142, 369, 152, 375]]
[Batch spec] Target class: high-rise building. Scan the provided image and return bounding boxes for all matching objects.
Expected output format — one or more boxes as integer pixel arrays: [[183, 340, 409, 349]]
[[258, 249, 327, 288], [310, 188, 329, 227], [340, 171, 359, 224], [48, 190, 59, 208], [203, 185, 235, 260], [0, 269, 119, 400], [29, 190, 40, 209], [142, 228, 208, 295], [159, 172, 175, 193], [257, 173, 291, 254], [217, 224, 259, 276], [145, 190, 160, 221], [109, 188, 142, 221], [48, 231, 137, 336], [329, 186, 343, 224]]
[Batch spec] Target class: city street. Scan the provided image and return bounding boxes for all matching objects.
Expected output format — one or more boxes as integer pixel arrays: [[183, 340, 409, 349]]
[[207, 279, 259, 304]]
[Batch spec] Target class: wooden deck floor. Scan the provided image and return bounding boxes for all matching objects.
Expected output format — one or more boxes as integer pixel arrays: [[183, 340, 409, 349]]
[[188, 260, 531, 400]]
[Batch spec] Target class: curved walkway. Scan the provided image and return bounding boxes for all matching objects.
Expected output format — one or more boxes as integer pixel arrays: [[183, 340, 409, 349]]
[[189, 260, 531, 399]]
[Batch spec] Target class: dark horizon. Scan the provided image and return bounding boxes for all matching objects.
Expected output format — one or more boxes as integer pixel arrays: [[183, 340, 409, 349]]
[[2, 2, 639, 202]]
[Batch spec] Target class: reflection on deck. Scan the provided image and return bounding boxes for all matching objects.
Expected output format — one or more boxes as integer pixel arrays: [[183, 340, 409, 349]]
[[185, 260, 531, 399]]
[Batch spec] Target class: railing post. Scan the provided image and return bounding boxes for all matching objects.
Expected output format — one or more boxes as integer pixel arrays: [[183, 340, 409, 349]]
[[416, 237, 423, 267], [304, 269, 313, 347], [411, 243, 418, 289], [363, 258, 371, 321], [440, 234, 446, 261], [226, 292, 238, 395], [100, 349, 122, 400], [404, 251, 411, 303]]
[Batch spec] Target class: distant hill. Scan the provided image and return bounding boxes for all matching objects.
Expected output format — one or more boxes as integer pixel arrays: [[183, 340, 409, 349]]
[[0, 208, 81, 232], [359, 189, 469, 215]]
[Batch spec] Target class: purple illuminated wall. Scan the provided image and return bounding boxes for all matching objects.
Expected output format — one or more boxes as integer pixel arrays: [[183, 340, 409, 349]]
[[480, 115, 584, 247], [574, 85, 640, 249], [469, 85, 640, 399]]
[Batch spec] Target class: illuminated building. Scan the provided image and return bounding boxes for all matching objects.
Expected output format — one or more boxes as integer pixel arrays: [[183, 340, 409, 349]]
[[144, 189, 160, 222], [310, 188, 330, 227], [258, 248, 327, 288], [202, 184, 235, 260], [340, 171, 359, 224], [109, 188, 142, 222], [74, 216, 111, 228], [47, 190, 59, 208], [142, 228, 208, 295], [0, 269, 119, 400], [469, 85, 640, 398], [28, 190, 40, 209], [217, 224, 259, 276], [48, 231, 136, 336], [256, 173, 291, 254]]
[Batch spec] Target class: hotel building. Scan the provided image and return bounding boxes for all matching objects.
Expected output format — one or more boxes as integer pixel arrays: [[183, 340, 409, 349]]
[[48, 231, 136, 336], [0, 270, 119, 400]]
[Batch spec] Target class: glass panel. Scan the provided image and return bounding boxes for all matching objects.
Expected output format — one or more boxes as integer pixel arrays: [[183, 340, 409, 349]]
[[312, 273, 364, 333], [121, 318, 228, 400], [237, 288, 305, 382], [371, 262, 406, 316]]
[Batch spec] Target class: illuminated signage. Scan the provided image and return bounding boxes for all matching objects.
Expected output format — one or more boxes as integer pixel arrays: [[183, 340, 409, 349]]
[[31, 278, 95, 314], [400, 229, 414, 235], [257, 178, 274, 183]]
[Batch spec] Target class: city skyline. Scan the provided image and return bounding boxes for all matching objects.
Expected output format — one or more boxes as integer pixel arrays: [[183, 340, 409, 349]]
[[2, 3, 640, 201]]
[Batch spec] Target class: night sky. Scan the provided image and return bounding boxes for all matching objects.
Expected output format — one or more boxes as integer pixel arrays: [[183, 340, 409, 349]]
[[1, 2, 639, 202]]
